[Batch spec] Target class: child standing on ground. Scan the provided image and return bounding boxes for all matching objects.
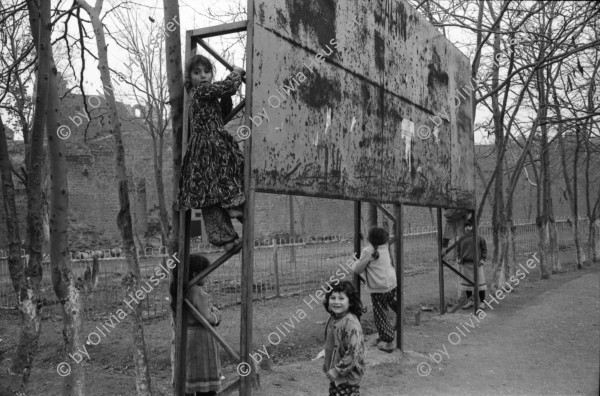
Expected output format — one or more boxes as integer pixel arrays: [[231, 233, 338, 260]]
[[323, 281, 366, 396], [170, 254, 222, 396], [176, 54, 246, 252], [457, 220, 488, 310], [351, 227, 398, 353]]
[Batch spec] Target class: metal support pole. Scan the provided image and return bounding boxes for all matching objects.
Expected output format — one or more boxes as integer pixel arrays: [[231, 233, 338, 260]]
[[394, 204, 404, 351], [174, 30, 193, 396], [437, 208, 445, 314], [240, 1, 255, 393], [174, 210, 191, 395], [472, 210, 480, 314], [354, 201, 362, 298]]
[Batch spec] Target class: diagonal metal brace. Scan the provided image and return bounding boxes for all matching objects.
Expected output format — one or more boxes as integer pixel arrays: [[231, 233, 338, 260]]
[[185, 298, 241, 362], [195, 38, 247, 84], [375, 203, 396, 224], [441, 258, 474, 286], [186, 241, 243, 293], [224, 99, 246, 124], [219, 379, 241, 395]]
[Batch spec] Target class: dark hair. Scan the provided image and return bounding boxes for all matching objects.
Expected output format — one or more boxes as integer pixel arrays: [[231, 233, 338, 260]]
[[323, 281, 366, 319], [464, 220, 473, 228], [367, 227, 389, 259], [170, 254, 211, 314], [184, 54, 214, 91]]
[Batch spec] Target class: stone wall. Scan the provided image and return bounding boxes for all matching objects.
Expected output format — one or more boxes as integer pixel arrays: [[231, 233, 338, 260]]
[[1, 104, 597, 249]]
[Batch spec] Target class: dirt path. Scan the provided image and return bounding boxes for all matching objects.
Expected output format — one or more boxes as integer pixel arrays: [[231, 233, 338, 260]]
[[1, 263, 597, 395], [258, 268, 600, 396]]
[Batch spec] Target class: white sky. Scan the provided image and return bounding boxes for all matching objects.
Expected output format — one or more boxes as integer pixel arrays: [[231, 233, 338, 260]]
[[5, 0, 506, 144]]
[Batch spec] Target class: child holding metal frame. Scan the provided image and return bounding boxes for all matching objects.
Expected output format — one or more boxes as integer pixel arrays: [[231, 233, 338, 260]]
[[350, 227, 398, 353], [176, 54, 246, 252]]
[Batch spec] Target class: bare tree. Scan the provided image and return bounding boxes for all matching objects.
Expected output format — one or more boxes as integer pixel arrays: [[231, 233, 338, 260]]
[[555, 94, 587, 269], [161, 0, 184, 382], [39, 0, 88, 391], [110, 7, 171, 247], [162, 0, 184, 257], [0, 0, 47, 392], [74, 0, 153, 393]]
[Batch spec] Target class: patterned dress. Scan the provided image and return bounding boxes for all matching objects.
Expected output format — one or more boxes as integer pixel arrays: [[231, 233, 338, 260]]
[[176, 73, 245, 211], [186, 285, 221, 394]]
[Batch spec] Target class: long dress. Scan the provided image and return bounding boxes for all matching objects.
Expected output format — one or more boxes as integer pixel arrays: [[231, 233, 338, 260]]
[[186, 285, 221, 394], [176, 72, 245, 211]]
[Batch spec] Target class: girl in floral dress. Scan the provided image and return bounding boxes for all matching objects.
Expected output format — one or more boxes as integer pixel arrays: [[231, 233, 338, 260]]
[[176, 55, 245, 252]]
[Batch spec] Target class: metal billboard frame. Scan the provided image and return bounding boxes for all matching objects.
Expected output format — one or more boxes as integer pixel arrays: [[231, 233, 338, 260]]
[[173, 1, 480, 395]]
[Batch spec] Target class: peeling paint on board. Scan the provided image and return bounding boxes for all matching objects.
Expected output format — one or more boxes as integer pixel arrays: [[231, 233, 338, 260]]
[[401, 118, 414, 170], [286, 0, 338, 57], [374, 31, 385, 71]]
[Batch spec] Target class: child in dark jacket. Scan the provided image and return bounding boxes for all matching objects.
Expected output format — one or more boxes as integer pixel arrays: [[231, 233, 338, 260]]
[[323, 281, 366, 396], [457, 220, 488, 309]]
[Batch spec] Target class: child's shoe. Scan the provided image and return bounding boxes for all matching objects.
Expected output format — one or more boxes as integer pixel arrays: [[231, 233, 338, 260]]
[[223, 241, 239, 253], [462, 299, 474, 309], [227, 208, 244, 222], [377, 341, 395, 353]]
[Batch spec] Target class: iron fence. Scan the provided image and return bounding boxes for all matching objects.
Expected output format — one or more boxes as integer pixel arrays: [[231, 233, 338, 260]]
[[0, 218, 590, 320]]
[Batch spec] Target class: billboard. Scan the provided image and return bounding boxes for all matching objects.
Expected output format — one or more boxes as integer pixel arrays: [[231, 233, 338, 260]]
[[249, 0, 474, 209]]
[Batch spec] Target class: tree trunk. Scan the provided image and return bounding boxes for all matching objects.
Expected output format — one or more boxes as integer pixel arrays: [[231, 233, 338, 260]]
[[43, 1, 86, 390], [0, 117, 21, 295], [571, 132, 585, 268], [539, 68, 561, 274], [555, 95, 586, 268], [162, 0, 185, 383], [0, 114, 37, 395], [163, 0, 184, 257], [75, 1, 153, 393], [590, 218, 600, 262], [489, 29, 510, 290], [534, 158, 551, 280], [152, 134, 170, 246], [2, 2, 48, 392]]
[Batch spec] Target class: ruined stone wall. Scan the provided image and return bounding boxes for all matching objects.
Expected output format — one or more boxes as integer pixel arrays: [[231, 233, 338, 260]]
[[0, 136, 595, 249]]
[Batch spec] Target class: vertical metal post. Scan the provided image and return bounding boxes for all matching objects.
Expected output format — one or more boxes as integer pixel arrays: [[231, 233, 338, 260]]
[[353, 201, 362, 298], [288, 195, 296, 267], [472, 210, 479, 314], [273, 246, 280, 297], [240, 1, 255, 393], [174, 30, 193, 396], [394, 204, 404, 351], [437, 207, 445, 314], [175, 211, 191, 395]]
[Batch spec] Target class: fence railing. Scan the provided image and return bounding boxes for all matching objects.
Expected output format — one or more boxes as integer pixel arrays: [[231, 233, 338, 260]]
[[0, 219, 590, 320]]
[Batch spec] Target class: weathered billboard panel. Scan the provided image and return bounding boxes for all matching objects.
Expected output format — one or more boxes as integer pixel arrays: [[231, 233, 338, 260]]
[[250, 0, 474, 208]]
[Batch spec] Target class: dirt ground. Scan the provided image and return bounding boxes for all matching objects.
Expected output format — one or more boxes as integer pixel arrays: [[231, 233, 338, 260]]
[[1, 256, 598, 396]]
